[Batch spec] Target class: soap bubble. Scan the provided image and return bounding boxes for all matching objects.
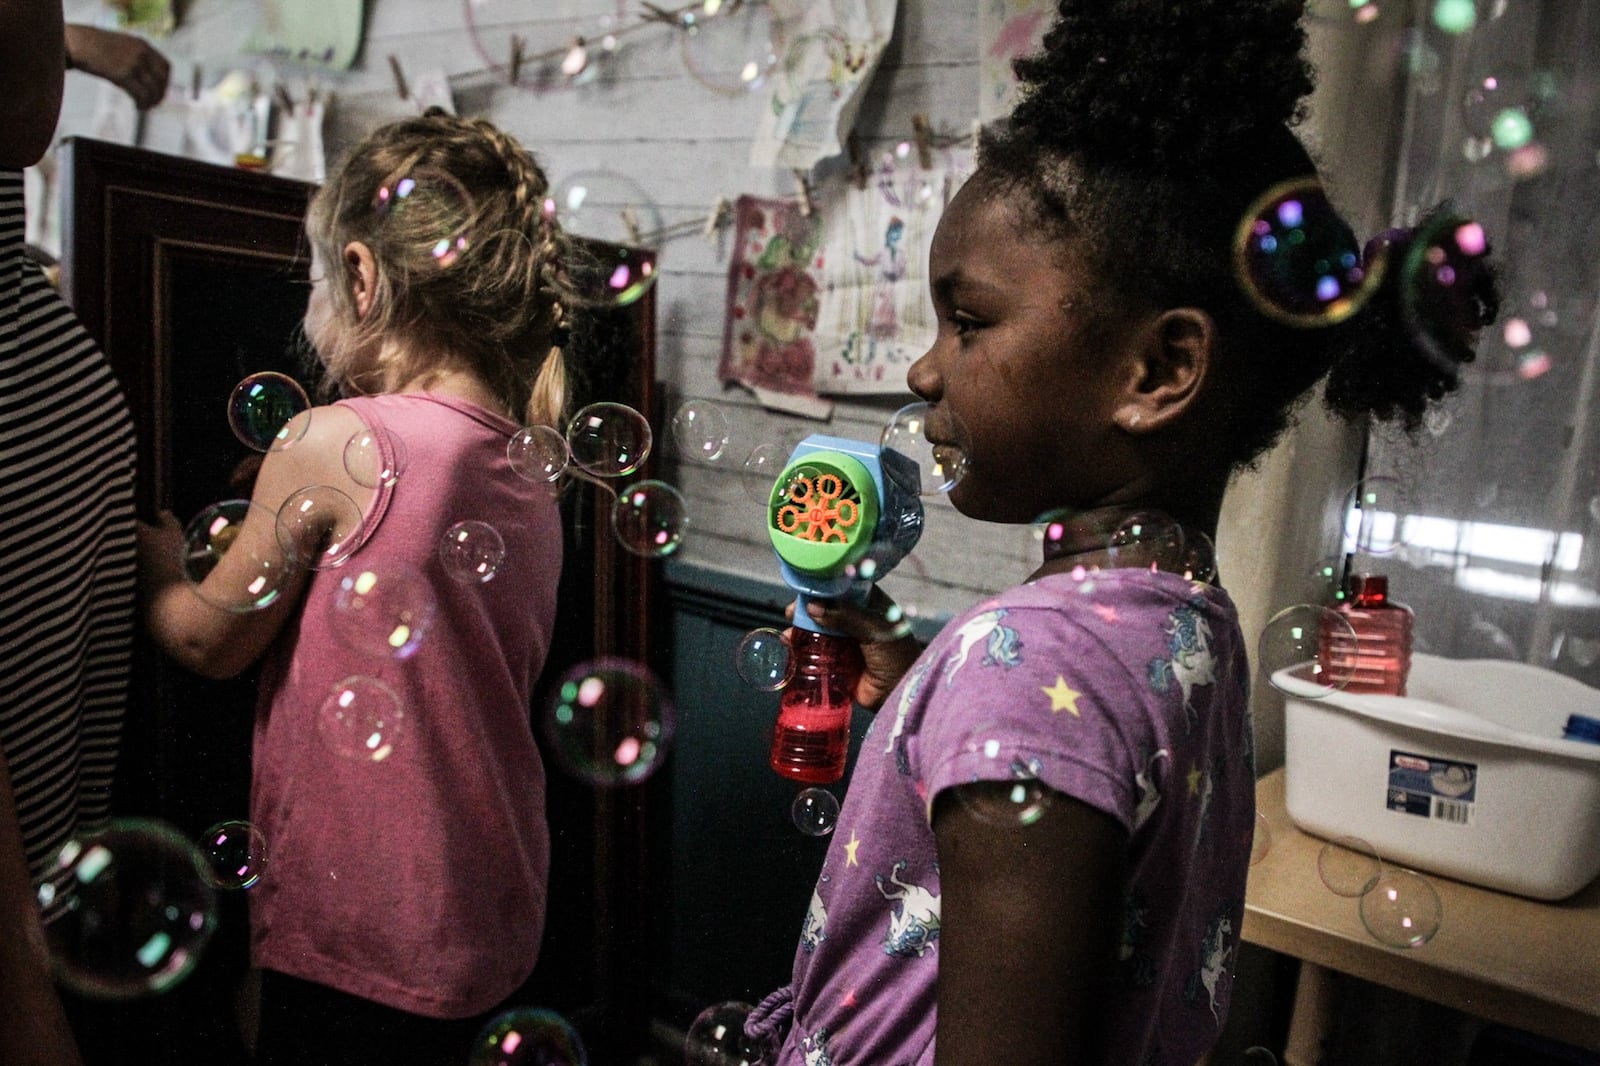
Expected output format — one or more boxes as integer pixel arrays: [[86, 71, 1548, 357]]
[[1106, 512, 1188, 574], [509, 424, 570, 484], [470, 1007, 587, 1066], [672, 399, 732, 463], [1241, 1049, 1279, 1065], [1318, 835, 1384, 897], [1250, 811, 1272, 866], [1397, 212, 1496, 377], [1234, 178, 1379, 327], [1431, 0, 1476, 33], [881, 401, 970, 496], [567, 402, 652, 478], [227, 372, 309, 452], [548, 172, 662, 308], [741, 442, 789, 504], [1259, 604, 1357, 698], [791, 788, 840, 836], [274, 485, 364, 570], [1179, 530, 1218, 583], [680, 0, 780, 95], [735, 627, 791, 691], [1359, 867, 1442, 948], [1305, 556, 1346, 605], [331, 564, 436, 660], [371, 167, 476, 269], [197, 820, 268, 891], [613, 480, 687, 558], [342, 427, 406, 488], [318, 675, 405, 762], [39, 819, 218, 999], [542, 659, 675, 788], [1341, 475, 1414, 556], [685, 1000, 763, 1066], [180, 499, 292, 612], [439, 520, 507, 583]]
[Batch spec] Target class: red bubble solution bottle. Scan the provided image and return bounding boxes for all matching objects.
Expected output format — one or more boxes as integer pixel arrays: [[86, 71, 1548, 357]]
[[1319, 573, 1415, 696], [770, 628, 866, 783]]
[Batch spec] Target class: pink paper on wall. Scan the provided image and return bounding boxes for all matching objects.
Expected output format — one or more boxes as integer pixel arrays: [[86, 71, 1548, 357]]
[[719, 195, 831, 415]]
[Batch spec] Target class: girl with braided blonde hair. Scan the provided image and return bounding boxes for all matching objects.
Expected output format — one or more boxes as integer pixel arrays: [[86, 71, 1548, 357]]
[[138, 110, 585, 1064]]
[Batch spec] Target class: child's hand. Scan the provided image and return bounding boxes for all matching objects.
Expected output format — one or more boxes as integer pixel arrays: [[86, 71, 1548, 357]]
[[789, 588, 924, 710]]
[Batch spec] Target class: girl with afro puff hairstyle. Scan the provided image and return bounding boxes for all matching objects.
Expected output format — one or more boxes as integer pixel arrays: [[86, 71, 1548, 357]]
[[744, 1, 1497, 1064]]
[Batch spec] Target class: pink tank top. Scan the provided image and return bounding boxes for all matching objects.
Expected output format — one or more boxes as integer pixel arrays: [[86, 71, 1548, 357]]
[[249, 393, 562, 1018]]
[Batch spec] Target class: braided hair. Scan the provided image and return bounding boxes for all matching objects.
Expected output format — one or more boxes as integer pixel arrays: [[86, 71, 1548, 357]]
[[306, 108, 572, 427], [981, 0, 1499, 469]]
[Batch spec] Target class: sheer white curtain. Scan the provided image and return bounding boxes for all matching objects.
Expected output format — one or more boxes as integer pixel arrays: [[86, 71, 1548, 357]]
[[1363, 0, 1600, 682]]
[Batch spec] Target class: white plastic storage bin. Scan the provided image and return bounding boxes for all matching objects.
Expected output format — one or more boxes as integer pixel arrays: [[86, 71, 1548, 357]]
[[1277, 653, 1600, 901]]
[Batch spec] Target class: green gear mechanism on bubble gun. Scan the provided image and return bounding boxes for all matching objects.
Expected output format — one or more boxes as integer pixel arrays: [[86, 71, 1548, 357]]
[[765, 436, 924, 784]]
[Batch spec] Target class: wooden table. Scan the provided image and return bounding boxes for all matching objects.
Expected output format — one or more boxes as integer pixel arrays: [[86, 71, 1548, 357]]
[[1244, 768, 1600, 1054]]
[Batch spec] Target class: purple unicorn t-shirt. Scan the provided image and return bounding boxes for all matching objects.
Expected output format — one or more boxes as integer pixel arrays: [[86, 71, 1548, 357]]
[[751, 567, 1255, 1066]]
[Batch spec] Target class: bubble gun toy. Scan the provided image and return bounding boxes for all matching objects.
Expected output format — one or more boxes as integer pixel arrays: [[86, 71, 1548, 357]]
[[765, 436, 924, 784]]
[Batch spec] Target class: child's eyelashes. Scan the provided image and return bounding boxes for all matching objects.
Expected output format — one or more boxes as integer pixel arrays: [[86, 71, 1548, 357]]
[[952, 312, 985, 339]]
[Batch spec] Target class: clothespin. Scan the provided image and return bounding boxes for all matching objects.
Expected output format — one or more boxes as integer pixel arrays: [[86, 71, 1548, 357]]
[[703, 196, 733, 240], [274, 84, 295, 115], [911, 113, 934, 169], [846, 132, 869, 190], [190, 63, 203, 100], [792, 169, 815, 217], [388, 55, 410, 101], [621, 206, 642, 247], [509, 35, 526, 85]]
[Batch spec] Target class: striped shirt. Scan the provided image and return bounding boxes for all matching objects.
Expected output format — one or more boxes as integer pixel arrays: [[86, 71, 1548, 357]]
[[1, 168, 137, 893]]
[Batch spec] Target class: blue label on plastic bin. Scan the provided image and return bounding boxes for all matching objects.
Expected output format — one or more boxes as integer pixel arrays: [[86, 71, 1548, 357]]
[[1386, 749, 1476, 825]]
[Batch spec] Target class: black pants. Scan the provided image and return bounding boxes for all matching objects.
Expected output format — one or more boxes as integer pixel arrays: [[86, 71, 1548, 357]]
[[254, 970, 499, 1066]]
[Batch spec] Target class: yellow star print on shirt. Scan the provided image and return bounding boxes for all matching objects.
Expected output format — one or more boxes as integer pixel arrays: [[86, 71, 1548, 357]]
[[1042, 676, 1081, 716], [843, 830, 861, 866]]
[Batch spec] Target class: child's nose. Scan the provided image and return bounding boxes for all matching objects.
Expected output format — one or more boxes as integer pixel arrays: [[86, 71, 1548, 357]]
[[906, 349, 940, 402]]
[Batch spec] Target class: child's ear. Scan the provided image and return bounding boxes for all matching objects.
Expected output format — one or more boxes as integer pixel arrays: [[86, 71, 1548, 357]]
[[342, 241, 379, 320], [1113, 307, 1215, 433]]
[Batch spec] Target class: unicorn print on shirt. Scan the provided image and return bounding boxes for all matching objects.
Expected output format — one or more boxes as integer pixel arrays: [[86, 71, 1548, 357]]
[[1183, 908, 1236, 1023], [799, 1027, 835, 1066], [875, 859, 941, 958], [883, 660, 931, 775], [1146, 599, 1217, 730], [941, 609, 1022, 687], [1133, 747, 1170, 831], [800, 873, 830, 953]]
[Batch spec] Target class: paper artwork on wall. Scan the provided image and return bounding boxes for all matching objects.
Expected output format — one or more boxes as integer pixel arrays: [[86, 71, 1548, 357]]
[[811, 157, 953, 395], [247, 0, 365, 70], [979, 0, 1053, 122], [116, 0, 176, 37], [719, 195, 835, 419], [750, 0, 898, 170]]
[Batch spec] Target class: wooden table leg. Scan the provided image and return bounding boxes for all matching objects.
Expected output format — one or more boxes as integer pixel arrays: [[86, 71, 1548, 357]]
[[1282, 962, 1340, 1066]]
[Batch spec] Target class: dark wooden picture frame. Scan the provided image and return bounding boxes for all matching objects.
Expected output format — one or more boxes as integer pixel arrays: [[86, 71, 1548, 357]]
[[57, 136, 665, 1062]]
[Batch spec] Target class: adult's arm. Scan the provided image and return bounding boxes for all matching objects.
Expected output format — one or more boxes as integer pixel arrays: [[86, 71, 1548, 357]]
[[932, 780, 1128, 1065], [0, 748, 86, 1066], [0, 0, 66, 167]]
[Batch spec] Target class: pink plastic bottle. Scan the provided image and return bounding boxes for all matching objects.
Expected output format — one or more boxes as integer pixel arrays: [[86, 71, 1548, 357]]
[[1320, 573, 1415, 696], [769, 628, 865, 784]]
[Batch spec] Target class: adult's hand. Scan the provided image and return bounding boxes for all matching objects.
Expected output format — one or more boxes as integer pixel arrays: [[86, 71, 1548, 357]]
[[64, 24, 169, 109]]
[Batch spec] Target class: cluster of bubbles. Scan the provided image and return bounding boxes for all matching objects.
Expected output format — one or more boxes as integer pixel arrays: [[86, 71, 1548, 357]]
[[1026, 508, 1218, 584], [465, 0, 780, 100], [669, 397, 972, 507], [1317, 835, 1443, 949], [470, 1006, 587, 1066]]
